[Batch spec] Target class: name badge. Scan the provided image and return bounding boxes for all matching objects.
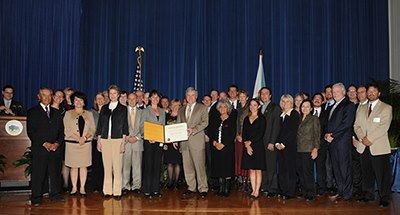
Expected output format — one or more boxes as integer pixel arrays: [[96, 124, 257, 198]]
[[373, 117, 381, 123]]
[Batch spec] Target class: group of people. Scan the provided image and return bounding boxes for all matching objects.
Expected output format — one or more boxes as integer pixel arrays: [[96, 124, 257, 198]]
[[1, 81, 392, 208]]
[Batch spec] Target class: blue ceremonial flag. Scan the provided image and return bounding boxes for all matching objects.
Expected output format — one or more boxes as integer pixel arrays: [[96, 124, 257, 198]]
[[252, 51, 266, 98]]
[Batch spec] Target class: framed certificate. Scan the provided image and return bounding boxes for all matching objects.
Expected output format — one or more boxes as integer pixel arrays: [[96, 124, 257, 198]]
[[144, 121, 188, 143]]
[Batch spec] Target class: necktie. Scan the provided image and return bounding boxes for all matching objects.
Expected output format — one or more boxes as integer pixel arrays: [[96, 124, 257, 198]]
[[328, 103, 337, 120], [368, 104, 372, 117], [186, 105, 192, 121], [45, 106, 50, 118], [5, 100, 10, 108], [130, 107, 136, 129], [261, 104, 267, 114], [314, 109, 318, 116]]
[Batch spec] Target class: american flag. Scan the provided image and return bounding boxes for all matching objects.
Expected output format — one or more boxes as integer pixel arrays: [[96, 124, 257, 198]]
[[133, 64, 144, 91], [133, 47, 144, 91]]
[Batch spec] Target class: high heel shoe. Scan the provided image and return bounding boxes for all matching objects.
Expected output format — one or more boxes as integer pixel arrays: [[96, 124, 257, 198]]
[[70, 190, 78, 196], [80, 190, 86, 197]]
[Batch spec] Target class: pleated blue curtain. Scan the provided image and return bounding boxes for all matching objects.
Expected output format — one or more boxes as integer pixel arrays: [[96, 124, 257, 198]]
[[0, 0, 389, 108]]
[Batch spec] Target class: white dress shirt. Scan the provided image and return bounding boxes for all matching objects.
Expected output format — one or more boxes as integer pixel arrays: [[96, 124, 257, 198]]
[[108, 101, 118, 138], [186, 103, 196, 121]]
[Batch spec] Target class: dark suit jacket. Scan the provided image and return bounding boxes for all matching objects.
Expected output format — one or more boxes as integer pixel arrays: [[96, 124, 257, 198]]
[[325, 98, 356, 149], [277, 110, 301, 153], [96, 102, 129, 139], [0, 99, 24, 116], [27, 104, 64, 153], [262, 102, 281, 147]]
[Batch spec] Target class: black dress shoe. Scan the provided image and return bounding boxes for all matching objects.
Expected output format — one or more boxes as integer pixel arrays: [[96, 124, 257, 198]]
[[379, 200, 389, 208], [103, 194, 112, 199], [132, 189, 141, 194], [31, 202, 41, 207], [282, 195, 294, 200], [199, 192, 208, 198], [166, 181, 174, 189], [181, 190, 196, 199], [153, 192, 162, 198], [122, 189, 129, 195], [51, 196, 65, 202], [305, 195, 315, 201], [358, 196, 374, 203], [144, 193, 152, 198], [317, 188, 326, 196], [249, 194, 259, 200], [113, 195, 122, 200], [70, 191, 78, 196], [267, 193, 276, 198]]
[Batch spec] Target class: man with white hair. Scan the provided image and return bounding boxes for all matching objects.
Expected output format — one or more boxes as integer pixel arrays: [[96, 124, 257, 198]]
[[324, 83, 356, 201], [178, 87, 209, 198]]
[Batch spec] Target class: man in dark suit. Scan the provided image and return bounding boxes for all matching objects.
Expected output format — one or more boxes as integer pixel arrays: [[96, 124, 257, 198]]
[[27, 87, 64, 206], [203, 94, 217, 190], [0, 85, 24, 116], [324, 83, 356, 201], [313, 92, 332, 195], [259, 87, 281, 197]]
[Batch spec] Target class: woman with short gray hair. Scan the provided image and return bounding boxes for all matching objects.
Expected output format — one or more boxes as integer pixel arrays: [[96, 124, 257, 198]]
[[208, 99, 236, 197]]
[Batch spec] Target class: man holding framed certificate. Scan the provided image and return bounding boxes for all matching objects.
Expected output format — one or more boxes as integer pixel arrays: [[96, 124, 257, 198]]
[[177, 87, 209, 199]]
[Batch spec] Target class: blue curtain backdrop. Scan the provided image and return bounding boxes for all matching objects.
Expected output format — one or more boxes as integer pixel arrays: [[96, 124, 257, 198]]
[[0, 0, 389, 108]]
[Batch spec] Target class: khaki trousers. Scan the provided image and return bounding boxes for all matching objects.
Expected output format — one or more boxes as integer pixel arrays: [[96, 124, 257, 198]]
[[101, 138, 123, 196]]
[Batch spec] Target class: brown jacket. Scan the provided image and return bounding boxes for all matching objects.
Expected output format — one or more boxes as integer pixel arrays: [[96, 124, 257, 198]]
[[297, 114, 321, 152], [64, 109, 96, 142], [177, 103, 209, 151]]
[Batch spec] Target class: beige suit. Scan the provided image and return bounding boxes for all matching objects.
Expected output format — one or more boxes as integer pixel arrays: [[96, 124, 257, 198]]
[[178, 103, 209, 192], [64, 110, 96, 167], [354, 100, 392, 156], [122, 106, 144, 190]]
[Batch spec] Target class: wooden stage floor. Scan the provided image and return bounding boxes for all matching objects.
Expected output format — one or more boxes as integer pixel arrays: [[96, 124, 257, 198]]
[[0, 188, 398, 214]]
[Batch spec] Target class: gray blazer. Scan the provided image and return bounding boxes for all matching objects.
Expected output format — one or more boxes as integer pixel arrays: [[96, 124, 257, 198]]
[[177, 103, 209, 151], [126, 106, 144, 151], [142, 106, 166, 141], [297, 114, 321, 152]]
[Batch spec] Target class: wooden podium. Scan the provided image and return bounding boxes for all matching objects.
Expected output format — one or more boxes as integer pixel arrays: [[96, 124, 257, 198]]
[[0, 116, 30, 188]]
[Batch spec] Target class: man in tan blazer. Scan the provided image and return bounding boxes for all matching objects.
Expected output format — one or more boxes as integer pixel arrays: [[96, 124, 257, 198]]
[[354, 84, 392, 207], [178, 87, 209, 198]]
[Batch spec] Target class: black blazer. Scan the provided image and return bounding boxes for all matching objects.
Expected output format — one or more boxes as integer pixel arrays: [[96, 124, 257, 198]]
[[325, 98, 356, 147], [277, 110, 301, 152], [262, 102, 281, 147], [27, 104, 64, 153], [318, 105, 332, 139], [0, 99, 24, 116], [96, 102, 129, 139]]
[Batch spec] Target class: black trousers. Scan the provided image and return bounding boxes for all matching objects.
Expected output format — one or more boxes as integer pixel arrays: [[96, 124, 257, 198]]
[[261, 149, 278, 193], [278, 150, 297, 197], [297, 152, 315, 197], [205, 141, 217, 186], [330, 144, 352, 199], [91, 140, 104, 191], [352, 147, 362, 195], [316, 141, 328, 192], [360, 147, 392, 201], [142, 141, 162, 194], [31, 148, 62, 204]]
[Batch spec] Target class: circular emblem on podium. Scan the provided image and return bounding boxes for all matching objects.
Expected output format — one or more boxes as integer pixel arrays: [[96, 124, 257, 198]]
[[5, 120, 23, 136]]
